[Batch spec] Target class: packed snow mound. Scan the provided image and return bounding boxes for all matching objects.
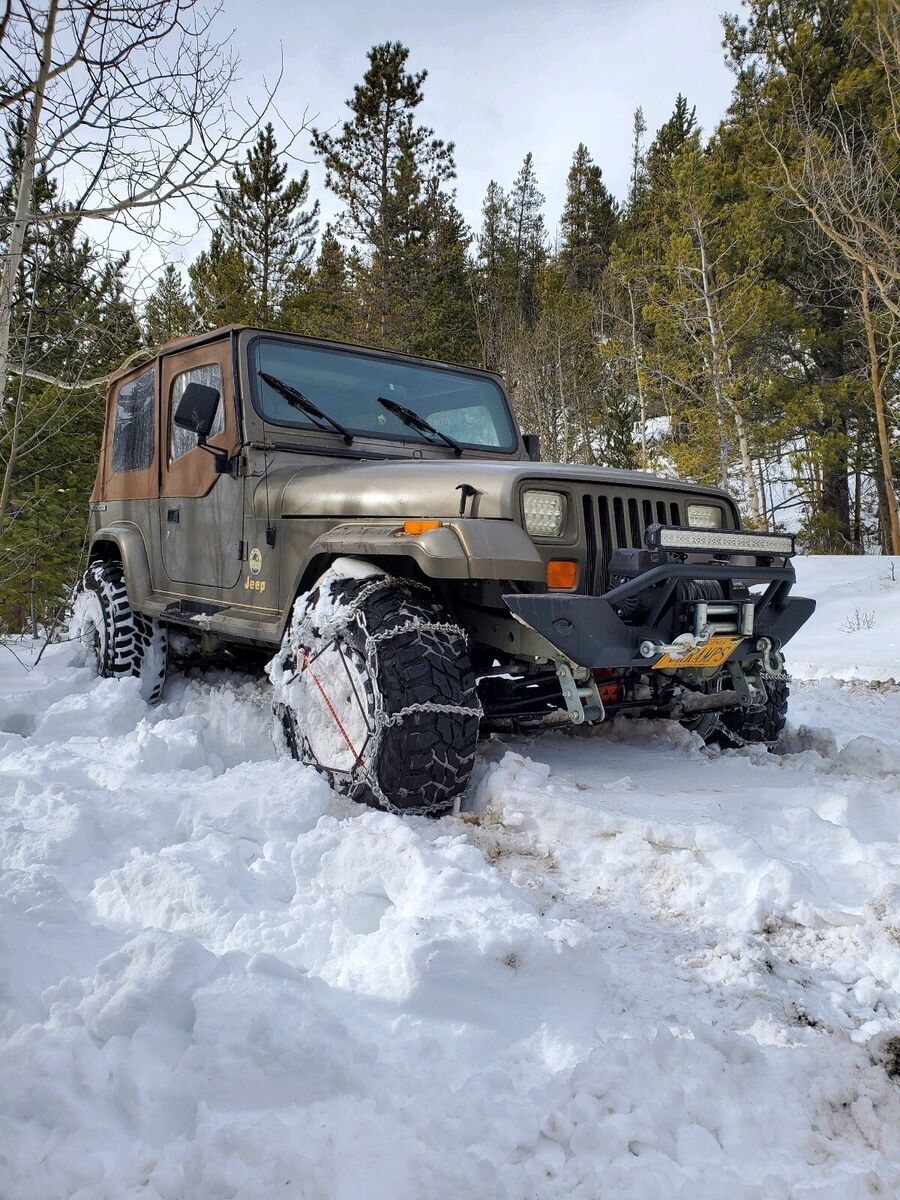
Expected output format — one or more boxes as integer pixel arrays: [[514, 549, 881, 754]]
[[1, 555, 900, 1197]]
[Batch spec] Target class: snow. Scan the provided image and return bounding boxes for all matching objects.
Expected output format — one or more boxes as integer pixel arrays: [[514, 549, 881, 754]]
[[267, 559, 386, 777], [790, 555, 900, 681], [1, 556, 900, 1198]]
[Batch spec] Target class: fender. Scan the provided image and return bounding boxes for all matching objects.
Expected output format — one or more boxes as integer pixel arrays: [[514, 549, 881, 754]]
[[89, 524, 153, 609], [290, 517, 545, 597]]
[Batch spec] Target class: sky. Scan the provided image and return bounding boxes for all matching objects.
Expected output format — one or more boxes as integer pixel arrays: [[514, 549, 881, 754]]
[[217, 0, 737, 244]]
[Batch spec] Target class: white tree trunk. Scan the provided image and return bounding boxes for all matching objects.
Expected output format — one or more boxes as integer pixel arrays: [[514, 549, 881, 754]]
[[693, 211, 763, 523], [627, 283, 648, 468], [0, 0, 58, 535], [861, 266, 900, 555]]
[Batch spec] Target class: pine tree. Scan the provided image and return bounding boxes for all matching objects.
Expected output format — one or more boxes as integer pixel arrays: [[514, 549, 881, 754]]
[[214, 122, 319, 326], [477, 182, 513, 283], [507, 152, 547, 326], [292, 225, 360, 341], [559, 143, 619, 292], [628, 106, 648, 209], [144, 264, 195, 346], [400, 189, 478, 364], [188, 229, 255, 329], [312, 42, 455, 345], [645, 94, 698, 189], [473, 181, 516, 368]]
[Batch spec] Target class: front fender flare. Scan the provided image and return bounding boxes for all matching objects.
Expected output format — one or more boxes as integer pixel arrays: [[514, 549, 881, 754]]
[[89, 524, 153, 608], [292, 518, 545, 594]]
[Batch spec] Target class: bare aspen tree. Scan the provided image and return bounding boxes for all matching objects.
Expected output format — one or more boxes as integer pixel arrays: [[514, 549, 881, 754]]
[[0, 0, 283, 535], [767, 107, 900, 319], [859, 266, 900, 554], [626, 281, 648, 469]]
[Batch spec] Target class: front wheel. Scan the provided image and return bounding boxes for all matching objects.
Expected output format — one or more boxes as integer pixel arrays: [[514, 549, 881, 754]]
[[689, 671, 789, 748], [271, 572, 481, 816], [70, 560, 167, 703]]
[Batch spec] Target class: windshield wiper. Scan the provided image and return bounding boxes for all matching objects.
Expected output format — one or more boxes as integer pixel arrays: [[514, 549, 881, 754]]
[[376, 396, 463, 457], [259, 371, 353, 445]]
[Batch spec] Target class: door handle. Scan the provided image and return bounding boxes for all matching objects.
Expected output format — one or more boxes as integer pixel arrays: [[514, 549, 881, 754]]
[[167, 508, 180, 524]]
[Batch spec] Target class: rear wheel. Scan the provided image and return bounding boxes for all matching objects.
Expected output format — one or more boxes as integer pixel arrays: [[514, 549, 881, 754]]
[[70, 560, 167, 703], [272, 573, 481, 816]]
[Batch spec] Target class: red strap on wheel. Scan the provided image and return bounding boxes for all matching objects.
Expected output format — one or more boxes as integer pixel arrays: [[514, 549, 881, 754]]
[[301, 649, 363, 767]]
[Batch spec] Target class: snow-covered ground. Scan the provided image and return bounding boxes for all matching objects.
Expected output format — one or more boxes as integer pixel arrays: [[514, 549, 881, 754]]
[[1, 556, 899, 1199], [790, 555, 899, 681]]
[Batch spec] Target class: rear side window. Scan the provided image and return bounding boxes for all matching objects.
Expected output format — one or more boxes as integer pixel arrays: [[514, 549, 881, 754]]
[[170, 363, 224, 461], [111, 369, 155, 473]]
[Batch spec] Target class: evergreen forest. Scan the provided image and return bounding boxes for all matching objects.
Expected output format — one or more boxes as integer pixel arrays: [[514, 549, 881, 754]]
[[2, 0, 898, 630]]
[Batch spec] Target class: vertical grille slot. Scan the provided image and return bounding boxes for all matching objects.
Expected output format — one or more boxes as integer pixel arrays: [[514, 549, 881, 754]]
[[613, 497, 627, 548], [627, 498, 641, 547], [642, 499, 653, 529], [597, 495, 612, 586], [656, 499, 667, 523], [582, 494, 598, 594], [670, 501, 681, 525]]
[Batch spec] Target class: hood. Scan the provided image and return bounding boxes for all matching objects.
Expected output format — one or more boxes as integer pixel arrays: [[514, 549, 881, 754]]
[[257, 458, 736, 522]]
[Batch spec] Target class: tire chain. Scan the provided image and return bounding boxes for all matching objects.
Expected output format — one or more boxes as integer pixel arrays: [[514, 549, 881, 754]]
[[705, 670, 791, 750], [288, 574, 482, 816]]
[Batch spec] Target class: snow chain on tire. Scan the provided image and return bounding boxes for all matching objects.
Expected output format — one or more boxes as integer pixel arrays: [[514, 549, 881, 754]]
[[704, 671, 791, 749], [276, 574, 482, 816], [71, 560, 167, 704]]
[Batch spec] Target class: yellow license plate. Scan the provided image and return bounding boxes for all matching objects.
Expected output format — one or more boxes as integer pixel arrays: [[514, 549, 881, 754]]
[[653, 635, 743, 671]]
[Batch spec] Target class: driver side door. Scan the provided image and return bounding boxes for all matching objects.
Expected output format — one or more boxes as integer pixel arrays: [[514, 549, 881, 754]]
[[157, 341, 243, 592]]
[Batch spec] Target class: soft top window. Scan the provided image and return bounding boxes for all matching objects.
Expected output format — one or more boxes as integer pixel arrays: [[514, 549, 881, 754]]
[[111, 368, 155, 473], [170, 363, 224, 461], [250, 338, 517, 452]]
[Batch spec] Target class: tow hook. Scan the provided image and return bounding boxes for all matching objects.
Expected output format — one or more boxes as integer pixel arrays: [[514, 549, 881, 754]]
[[756, 637, 785, 676]]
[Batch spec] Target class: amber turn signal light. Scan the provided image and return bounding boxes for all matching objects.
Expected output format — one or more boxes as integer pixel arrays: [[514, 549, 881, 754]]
[[546, 560, 577, 589], [402, 520, 442, 535]]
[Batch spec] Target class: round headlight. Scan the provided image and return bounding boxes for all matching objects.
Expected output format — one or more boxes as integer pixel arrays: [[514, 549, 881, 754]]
[[687, 504, 723, 530], [523, 490, 567, 537]]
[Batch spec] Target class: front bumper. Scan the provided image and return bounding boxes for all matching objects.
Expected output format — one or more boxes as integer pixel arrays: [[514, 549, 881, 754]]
[[503, 560, 816, 670]]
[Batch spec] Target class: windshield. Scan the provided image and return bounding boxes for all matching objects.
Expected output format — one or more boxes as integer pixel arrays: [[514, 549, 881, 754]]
[[249, 337, 518, 452]]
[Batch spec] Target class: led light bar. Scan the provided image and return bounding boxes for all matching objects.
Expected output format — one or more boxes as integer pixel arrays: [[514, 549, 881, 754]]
[[645, 525, 795, 556]]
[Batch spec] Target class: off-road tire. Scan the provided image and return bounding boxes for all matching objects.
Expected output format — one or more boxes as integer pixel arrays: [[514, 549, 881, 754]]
[[690, 672, 789, 748], [70, 560, 167, 703], [718, 674, 789, 746], [278, 576, 480, 816]]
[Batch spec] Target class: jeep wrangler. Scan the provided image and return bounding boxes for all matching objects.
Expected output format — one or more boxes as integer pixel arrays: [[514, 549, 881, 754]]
[[74, 326, 815, 814]]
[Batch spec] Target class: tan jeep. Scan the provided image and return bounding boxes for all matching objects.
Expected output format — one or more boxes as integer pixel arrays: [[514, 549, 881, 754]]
[[74, 325, 815, 814]]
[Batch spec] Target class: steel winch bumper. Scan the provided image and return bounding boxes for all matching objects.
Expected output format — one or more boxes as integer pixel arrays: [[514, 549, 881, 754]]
[[503, 560, 816, 671]]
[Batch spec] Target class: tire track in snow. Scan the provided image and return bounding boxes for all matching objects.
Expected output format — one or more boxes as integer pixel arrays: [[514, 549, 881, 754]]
[[467, 709, 900, 1044]]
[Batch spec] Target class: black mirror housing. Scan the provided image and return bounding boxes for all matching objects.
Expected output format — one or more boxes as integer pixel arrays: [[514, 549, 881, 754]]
[[173, 382, 220, 439], [523, 433, 541, 462]]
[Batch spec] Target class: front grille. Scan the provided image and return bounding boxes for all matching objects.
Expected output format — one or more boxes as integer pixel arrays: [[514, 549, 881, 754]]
[[581, 487, 686, 594]]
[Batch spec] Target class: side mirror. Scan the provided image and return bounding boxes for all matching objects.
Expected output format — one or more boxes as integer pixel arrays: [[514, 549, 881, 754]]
[[523, 433, 541, 462], [173, 382, 220, 439]]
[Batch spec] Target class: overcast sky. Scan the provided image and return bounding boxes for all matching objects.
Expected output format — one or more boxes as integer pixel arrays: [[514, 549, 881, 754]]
[[218, 0, 736, 241]]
